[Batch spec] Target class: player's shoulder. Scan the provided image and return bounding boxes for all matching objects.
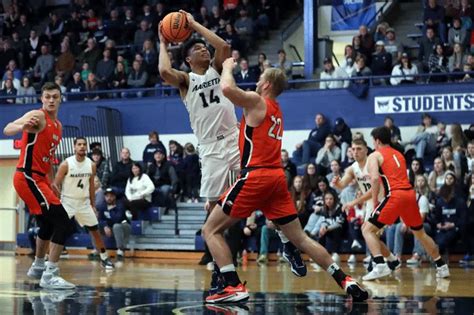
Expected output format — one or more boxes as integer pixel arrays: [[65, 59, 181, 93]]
[[25, 109, 45, 120]]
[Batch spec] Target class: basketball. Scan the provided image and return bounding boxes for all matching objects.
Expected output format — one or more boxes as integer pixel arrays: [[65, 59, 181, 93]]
[[161, 12, 192, 43]]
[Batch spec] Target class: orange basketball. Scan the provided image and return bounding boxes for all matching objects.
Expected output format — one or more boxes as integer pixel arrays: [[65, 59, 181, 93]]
[[161, 12, 192, 43]]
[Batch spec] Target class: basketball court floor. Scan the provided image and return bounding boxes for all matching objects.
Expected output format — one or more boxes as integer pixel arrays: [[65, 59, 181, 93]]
[[1, 254, 474, 314]]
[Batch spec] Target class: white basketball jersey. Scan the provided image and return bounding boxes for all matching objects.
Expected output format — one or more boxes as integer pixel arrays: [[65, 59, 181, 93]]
[[351, 160, 384, 210], [62, 156, 93, 199], [183, 67, 238, 143]]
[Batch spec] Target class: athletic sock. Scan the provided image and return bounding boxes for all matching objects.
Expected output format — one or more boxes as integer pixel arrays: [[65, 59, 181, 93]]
[[373, 255, 385, 264], [386, 253, 397, 262], [213, 261, 221, 275], [434, 256, 446, 267], [45, 261, 58, 273], [34, 257, 45, 267], [327, 263, 347, 287], [100, 252, 108, 261], [220, 264, 241, 287], [277, 230, 289, 244]]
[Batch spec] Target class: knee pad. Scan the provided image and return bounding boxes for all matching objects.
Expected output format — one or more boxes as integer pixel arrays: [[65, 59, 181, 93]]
[[36, 215, 54, 241]]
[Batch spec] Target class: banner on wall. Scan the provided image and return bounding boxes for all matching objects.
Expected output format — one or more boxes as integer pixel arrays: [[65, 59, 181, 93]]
[[331, 0, 376, 31], [374, 93, 474, 114]]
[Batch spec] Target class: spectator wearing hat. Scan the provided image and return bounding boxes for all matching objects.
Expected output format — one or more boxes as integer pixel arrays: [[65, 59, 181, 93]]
[[147, 148, 179, 214], [390, 53, 419, 85], [320, 58, 349, 89], [332, 118, 352, 163], [384, 28, 403, 65], [371, 40, 392, 85], [97, 188, 130, 260]]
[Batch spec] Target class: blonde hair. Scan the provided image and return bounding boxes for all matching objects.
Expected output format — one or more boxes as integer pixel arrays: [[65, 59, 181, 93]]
[[263, 68, 287, 97], [415, 174, 429, 197]]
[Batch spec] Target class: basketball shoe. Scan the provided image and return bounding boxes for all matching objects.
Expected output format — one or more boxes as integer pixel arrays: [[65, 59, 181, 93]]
[[362, 263, 391, 281], [341, 276, 369, 302], [205, 282, 249, 303], [27, 262, 46, 279], [282, 243, 307, 277]]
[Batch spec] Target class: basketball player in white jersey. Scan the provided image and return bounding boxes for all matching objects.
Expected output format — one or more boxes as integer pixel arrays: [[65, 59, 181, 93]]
[[332, 138, 400, 278], [53, 137, 114, 270], [158, 11, 306, 291]]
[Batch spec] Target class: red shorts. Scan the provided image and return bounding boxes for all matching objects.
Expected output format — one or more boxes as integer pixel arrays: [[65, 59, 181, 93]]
[[218, 168, 297, 221], [13, 171, 61, 215], [369, 189, 423, 229]]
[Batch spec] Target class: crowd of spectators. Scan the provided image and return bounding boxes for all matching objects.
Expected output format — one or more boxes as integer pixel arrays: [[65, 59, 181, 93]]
[[321, 0, 474, 89], [0, 0, 298, 103]]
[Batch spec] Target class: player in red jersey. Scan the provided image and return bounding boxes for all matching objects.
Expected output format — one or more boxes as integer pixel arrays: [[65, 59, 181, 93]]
[[363, 126, 450, 280], [3, 82, 75, 290], [202, 58, 368, 304]]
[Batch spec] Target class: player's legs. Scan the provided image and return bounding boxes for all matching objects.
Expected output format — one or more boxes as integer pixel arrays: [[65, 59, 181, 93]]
[[86, 225, 115, 270], [411, 226, 449, 278], [278, 217, 368, 301]]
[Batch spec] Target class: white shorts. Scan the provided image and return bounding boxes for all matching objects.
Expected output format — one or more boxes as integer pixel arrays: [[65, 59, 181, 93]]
[[198, 129, 240, 200], [62, 196, 99, 227]]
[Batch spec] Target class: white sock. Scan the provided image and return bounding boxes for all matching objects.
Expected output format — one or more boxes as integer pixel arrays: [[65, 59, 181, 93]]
[[100, 252, 108, 261], [45, 261, 58, 272], [34, 257, 45, 266], [386, 253, 397, 262], [277, 230, 289, 243], [326, 263, 340, 275], [220, 264, 235, 273]]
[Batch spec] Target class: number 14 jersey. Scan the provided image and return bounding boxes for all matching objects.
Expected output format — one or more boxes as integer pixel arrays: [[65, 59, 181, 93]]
[[183, 67, 238, 143]]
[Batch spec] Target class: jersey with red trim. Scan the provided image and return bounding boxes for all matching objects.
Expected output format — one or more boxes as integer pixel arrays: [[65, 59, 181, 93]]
[[378, 146, 411, 192], [17, 109, 62, 175], [239, 97, 282, 169]]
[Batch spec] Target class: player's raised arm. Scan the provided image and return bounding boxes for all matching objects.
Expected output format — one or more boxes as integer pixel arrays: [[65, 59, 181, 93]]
[[158, 23, 189, 91], [179, 10, 230, 73], [220, 58, 264, 110], [3, 110, 46, 136], [368, 152, 383, 209]]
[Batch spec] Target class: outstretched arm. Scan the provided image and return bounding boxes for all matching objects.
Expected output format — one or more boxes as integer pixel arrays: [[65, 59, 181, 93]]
[[220, 58, 263, 110], [52, 161, 68, 197], [158, 23, 188, 91], [3, 110, 46, 136], [332, 167, 355, 190], [180, 10, 230, 73]]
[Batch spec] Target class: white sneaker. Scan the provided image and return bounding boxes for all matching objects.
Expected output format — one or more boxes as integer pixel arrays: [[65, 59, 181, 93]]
[[27, 262, 46, 279], [406, 255, 421, 266], [362, 263, 391, 281], [363, 255, 372, 264], [331, 253, 341, 264], [436, 264, 450, 278], [40, 273, 75, 290], [348, 254, 357, 264]]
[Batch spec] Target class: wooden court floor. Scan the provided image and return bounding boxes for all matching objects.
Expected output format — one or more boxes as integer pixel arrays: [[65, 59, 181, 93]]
[[1, 254, 474, 314]]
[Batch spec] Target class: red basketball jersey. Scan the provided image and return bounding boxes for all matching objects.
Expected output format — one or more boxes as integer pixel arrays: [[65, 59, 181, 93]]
[[378, 146, 411, 192], [17, 109, 62, 175], [239, 97, 282, 169]]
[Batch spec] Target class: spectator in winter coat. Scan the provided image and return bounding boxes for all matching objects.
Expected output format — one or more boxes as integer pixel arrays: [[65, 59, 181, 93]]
[[108, 148, 133, 196], [332, 117, 352, 162], [371, 41, 392, 85], [320, 58, 349, 89], [147, 149, 179, 212], [293, 113, 331, 165], [142, 131, 167, 169], [182, 143, 201, 202]]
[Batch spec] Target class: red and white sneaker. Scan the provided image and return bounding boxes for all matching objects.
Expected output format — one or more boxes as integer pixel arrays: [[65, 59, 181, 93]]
[[341, 276, 369, 302], [205, 282, 249, 303]]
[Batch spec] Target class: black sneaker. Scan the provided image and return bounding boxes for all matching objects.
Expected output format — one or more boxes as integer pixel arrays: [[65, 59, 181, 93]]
[[342, 275, 369, 302], [282, 242, 307, 277], [387, 259, 401, 271], [209, 265, 225, 295], [100, 257, 115, 270]]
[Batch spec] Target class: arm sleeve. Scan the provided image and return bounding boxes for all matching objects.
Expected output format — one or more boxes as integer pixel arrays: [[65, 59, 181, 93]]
[[142, 174, 156, 196]]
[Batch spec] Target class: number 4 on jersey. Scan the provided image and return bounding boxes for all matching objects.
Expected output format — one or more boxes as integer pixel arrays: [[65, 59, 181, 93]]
[[77, 179, 84, 189], [199, 89, 220, 108]]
